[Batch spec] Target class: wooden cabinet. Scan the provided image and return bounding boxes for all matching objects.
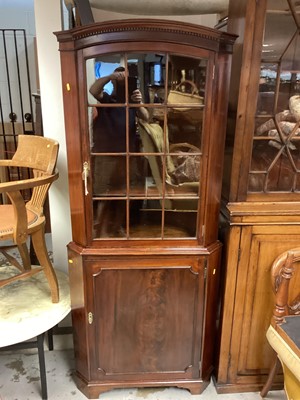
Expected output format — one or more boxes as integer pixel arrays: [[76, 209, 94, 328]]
[[215, 0, 300, 393], [55, 20, 235, 398]]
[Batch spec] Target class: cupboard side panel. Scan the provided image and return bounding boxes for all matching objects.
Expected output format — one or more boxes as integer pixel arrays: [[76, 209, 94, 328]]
[[68, 247, 89, 379], [59, 50, 87, 245]]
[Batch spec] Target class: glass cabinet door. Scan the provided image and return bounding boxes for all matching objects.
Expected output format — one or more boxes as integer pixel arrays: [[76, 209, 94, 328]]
[[86, 52, 208, 240], [249, 0, 300, 193]]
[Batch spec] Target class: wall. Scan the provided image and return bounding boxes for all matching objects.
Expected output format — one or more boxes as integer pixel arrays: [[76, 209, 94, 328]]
[[34, 0, 72, 273], [92, 8, 218, 27]]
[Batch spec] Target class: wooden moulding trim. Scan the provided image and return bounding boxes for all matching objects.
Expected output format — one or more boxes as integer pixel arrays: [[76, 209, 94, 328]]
[[54, 19, 237, 52], [224, 201, 300, 225], [74, 370, 208, 397], [67, 240, 222, 257], [227, 201, 300, 215]]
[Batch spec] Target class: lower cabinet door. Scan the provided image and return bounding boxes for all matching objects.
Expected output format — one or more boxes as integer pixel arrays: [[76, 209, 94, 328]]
[[216, 224, 300, 392], [85, 257, 205, 382]]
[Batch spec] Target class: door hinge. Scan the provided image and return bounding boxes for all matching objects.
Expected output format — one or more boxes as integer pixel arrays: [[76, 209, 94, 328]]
[[88, 312, 93, 325]]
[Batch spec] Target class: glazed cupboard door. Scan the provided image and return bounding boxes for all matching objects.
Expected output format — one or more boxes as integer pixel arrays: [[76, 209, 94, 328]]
[[248, 0, 300, 198], [223, 0, 300, 203], [81, 48, 215, 244], [85, 257, 206, 381]]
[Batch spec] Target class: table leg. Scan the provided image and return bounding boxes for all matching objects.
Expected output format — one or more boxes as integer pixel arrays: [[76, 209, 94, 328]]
[[37, 333, 48, 400]]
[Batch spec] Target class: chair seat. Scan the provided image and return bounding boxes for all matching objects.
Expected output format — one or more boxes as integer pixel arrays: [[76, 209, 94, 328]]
[[266, 319, 300, 381], [0, 205, 39, 238]]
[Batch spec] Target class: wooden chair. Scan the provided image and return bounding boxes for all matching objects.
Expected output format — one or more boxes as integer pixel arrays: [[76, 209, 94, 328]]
[[0, 135, 59, 303], [260, 249, 300, 399]]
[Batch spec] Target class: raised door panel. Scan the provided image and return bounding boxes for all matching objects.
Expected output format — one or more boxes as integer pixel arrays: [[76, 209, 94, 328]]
[[86, 258, 205, 381], [228, 227, 300, 385]]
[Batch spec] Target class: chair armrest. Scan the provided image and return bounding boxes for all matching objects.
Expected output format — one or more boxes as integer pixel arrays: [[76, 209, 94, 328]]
[[0, 160, 22, 168], [0, 171, 58, 194]]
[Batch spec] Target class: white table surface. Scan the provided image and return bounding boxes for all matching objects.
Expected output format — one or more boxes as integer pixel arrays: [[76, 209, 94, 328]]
[[0, 267, 71, 347]]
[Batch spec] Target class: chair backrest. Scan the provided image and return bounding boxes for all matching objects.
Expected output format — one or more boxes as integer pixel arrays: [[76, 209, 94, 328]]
[[271, 248, 300, 326], [16, 135, 59, 213], [12, 135, 58, 174]]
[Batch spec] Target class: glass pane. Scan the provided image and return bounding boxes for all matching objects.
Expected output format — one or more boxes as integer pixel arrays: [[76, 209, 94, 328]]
[[93, 200, 126, 239], [86, 54, 124, 104], [142, 53, 166, 104], [87, 51, 204, 239], [91, 106, 128, 153], [134, 154, 164, 197], [127, 52, 166, 105], [92, 155, 126, 196], [164, 209, 197, 238], [129, 156, 161, 197], [166, 152, 201, 191], [138, 120, 165, 153], [290, 0, 300, 26], [167, 108, 203, 149], [262, 1, 296, 62], [168, 55, 207, 103], [257, 63, 277, 115], [129, 201, 162, 238]]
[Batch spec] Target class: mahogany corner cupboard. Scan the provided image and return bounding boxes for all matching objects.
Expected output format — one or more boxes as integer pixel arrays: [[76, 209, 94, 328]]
[[55, 20, 236, 399], [215, 0, 300, 394]]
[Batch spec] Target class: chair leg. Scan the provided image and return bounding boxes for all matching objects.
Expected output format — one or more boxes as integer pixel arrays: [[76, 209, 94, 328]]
[[31, 227, 59, 303], [17, 242, 32, 270], [260, 353, 281, 398]]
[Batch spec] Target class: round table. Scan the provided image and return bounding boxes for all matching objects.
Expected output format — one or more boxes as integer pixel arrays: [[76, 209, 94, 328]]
[[0, 266, 71, 399]]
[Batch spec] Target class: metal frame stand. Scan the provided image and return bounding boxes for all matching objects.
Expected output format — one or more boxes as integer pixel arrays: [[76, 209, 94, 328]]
[[1, 333, 48, 399]]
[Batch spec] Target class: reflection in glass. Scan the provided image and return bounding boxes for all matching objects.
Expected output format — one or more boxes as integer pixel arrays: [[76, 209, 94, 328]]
[[135, 154, 164, 198], [93, 200, 126, 239], [129, 201, 162, 238], [87, 51, 205, 239], [129, 156, 160, 197], [263, 2, 296, 61], [257, 63, 277, 115], [167, 108, 203, 149], [86, 54, 123, 104], [92, 155, 126, 196], [168, 55, 207, 102], [164, 209, 197, 238], [249, 0, 300, 194]]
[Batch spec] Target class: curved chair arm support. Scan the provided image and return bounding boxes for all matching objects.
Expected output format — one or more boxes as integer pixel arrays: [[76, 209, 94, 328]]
[[5, 190, 28, 244], [0, 171, 58, 194]]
